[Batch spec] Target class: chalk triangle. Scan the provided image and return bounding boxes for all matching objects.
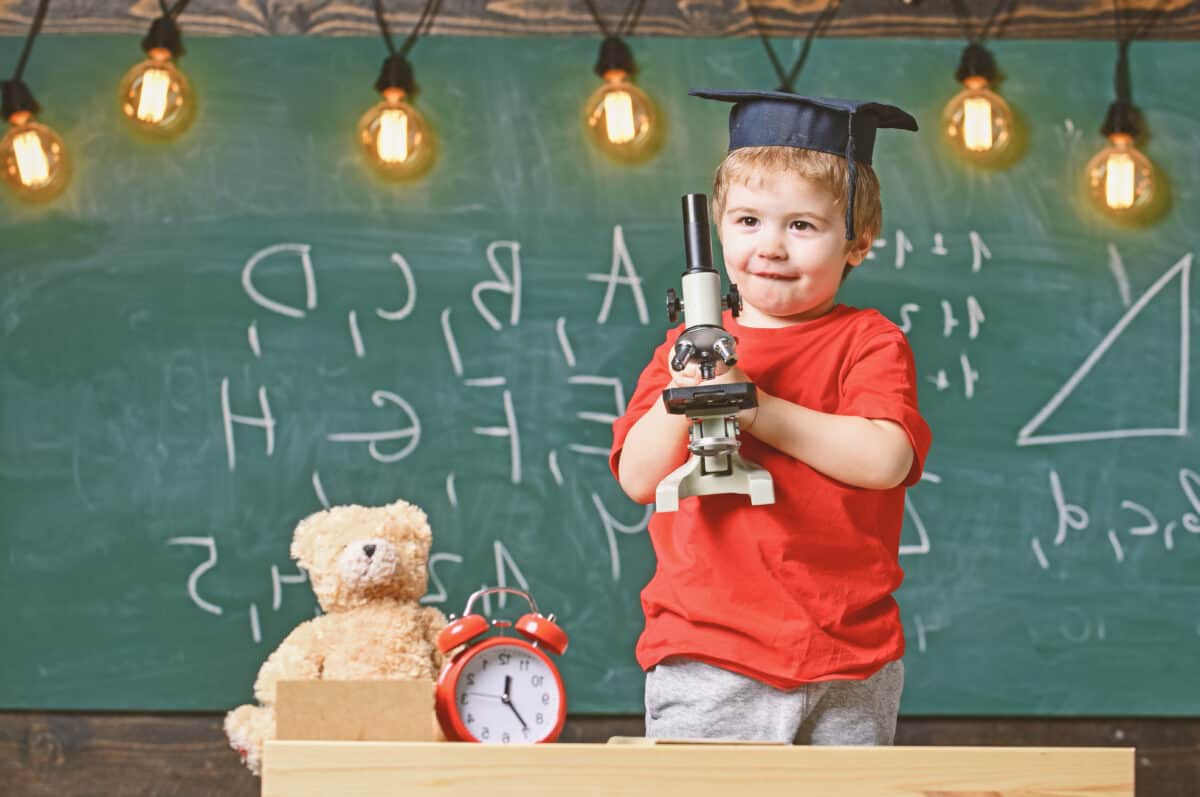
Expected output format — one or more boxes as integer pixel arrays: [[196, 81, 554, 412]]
[[1017, 254, 1192, 447]]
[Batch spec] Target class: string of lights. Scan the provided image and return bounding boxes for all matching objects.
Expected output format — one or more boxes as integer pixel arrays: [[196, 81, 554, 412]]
[[1083, 0, 1171, 222], [0, 0, 1182, 226], [117, 0, 196, 138], [357, 0, 444, 180], [1, 0, 68, 201], [942, 0, 1019, 167], [580, 0, 659, 162]]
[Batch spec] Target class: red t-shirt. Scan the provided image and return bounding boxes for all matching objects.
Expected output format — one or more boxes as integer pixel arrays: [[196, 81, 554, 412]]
[[609, 304, 932, 689]]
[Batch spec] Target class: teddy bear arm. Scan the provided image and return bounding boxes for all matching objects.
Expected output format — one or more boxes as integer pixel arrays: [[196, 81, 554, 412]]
[[421, 605, 449, 671], [253, 620, 324, 705]]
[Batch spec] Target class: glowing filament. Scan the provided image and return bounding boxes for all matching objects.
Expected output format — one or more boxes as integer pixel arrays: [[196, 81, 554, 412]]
[[13, 130, 50, 187], [377, 108, 409, 163], [1104, 152, 1136, 210], [962, 96, 994, 152], [603, 90, 636, 144], [136, 68, 172, 123]]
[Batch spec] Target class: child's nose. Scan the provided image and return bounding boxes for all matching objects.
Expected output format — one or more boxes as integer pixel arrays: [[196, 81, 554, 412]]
[[756, 236, 787, 260]]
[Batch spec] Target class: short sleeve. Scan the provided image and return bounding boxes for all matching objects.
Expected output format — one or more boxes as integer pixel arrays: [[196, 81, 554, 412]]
[[839, 330, 932, 487], [609, 328, 682, 481]]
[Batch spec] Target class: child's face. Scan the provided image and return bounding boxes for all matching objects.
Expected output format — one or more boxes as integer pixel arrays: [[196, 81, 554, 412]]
[[718, 171, 869, 326]]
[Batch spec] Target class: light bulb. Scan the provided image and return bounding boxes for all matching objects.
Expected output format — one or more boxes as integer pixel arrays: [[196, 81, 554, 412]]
[[943, 76, 1015, 165], [583, 69, 659, 163], [118, 47, 195, 138], [358, 88, 435, 181], [1085, 132, 1156, 218], [1, 111, 69, 201]]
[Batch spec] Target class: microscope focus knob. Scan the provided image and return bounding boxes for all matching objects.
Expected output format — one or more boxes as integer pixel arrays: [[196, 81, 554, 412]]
[[725, 284, 742, 317], [666, 289, 683, 324]]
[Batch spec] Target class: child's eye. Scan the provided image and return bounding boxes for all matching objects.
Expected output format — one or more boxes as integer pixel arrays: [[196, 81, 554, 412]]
[[790, 220, 814, 231], [736, 216, 758, 227]]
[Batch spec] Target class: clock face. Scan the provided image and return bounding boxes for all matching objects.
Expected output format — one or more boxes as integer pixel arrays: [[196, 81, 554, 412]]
[[452, 641, 563, 744]]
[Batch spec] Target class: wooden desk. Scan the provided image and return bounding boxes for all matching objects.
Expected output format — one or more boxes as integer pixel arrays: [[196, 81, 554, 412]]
[[262, 740, 1134, 796]]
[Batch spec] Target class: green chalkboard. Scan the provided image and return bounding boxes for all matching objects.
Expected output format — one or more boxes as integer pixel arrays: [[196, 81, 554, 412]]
[[1, 35, 1197, 715]]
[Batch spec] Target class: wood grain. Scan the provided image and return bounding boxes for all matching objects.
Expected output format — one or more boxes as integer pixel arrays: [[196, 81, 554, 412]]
[[2, 713, 1197, 796], [261, 740, 1136, 796], [0, 0, 1196, 39]]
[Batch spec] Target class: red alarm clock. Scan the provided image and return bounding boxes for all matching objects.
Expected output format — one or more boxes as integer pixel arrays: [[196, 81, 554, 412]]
[[435, 586, 569, 744]]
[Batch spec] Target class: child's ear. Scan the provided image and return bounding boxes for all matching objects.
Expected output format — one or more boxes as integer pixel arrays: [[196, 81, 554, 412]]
[[844, 230, 874, 267]]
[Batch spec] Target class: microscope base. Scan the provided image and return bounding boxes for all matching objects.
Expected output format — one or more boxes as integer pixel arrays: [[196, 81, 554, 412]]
[[655, 452, 776, 512]]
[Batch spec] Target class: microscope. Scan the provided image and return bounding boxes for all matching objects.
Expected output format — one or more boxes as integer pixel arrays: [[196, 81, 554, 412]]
[[654, 194, 775, 512]]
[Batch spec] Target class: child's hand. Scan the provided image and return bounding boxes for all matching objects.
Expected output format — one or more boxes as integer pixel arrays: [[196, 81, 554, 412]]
[[666, 351, 749, 388], [664, 352, 759, 434]]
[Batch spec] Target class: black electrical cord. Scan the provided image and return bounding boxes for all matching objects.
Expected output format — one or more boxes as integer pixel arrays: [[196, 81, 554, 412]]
[[9, 0, 51, 83], [373, 0, 445, 59], [1103, 0, 1171, 138], [158, 0, 192, 19], [2, 0, 51, 118], [1112, 0, 1171, 44], [371, 0, 445, 95], [949, 0, 1017, 45], [581, 0, 648, 78], [747, 0, 843, 93], [947, 0, 1019, 86], [580, 0, 648, 39]]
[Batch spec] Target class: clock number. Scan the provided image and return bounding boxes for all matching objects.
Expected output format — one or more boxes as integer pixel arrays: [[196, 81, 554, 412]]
[[502, 732, 511, 744], [531, 674, 544, 687], [541, 693, 550, 706], [467, 714, 475, 724], [536, 712, 544, 725], [499, 653, 511, 666], [481, 727, 490, 740], [460, 693, 470, 705], [481, 658, 489, 670], [519, 658, 530, 672], [465, 673, 476, 686]]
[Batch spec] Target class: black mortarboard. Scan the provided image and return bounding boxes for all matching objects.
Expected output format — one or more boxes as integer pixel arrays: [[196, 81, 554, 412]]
[[690, 90, 918, 240]]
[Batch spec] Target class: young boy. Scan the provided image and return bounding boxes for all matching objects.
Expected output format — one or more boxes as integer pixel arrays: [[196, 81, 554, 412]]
[[608, 91, 932, 745]]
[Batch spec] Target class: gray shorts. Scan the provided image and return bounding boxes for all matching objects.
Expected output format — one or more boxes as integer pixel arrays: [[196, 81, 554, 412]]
[[644, 657, 903, 745]]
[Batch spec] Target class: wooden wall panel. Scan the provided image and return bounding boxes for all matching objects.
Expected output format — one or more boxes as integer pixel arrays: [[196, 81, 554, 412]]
[[1, 0, 1197, 39]]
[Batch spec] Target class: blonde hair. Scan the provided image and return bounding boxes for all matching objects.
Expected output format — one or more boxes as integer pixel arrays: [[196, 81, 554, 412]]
[[711, 146, 882, 247]]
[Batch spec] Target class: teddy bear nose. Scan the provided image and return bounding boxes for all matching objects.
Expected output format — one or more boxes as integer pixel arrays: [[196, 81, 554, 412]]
[[363, 544, 376, 558]]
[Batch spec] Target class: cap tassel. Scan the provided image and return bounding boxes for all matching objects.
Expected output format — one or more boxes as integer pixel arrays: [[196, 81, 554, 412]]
[[844, 111, 857, 241]]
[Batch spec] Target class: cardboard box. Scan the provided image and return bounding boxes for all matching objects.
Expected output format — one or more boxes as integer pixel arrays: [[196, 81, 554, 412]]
[[276, 679, 439, 742]]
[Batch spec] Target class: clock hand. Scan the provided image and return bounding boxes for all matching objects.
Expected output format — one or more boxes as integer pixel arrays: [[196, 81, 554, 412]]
[[466, 691, 503, 699], [507, 702, 529, 730], [500, 676, 529, 730]]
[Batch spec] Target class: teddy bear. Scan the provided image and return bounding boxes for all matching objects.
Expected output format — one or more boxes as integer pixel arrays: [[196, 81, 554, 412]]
[[224, 498, 447, 775]]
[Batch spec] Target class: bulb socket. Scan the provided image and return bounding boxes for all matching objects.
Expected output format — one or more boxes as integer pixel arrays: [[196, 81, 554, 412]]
[[375, 54, 416, 96], [1, 79, 39, 119], [594, 36, 636, 78], [142, 15, 185, 58], [954, 42, 998, 84], [1100, 100, 1143, 140]]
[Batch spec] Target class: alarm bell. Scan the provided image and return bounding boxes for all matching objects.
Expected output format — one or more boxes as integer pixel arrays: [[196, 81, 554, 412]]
[[436, 587, 568, 655]]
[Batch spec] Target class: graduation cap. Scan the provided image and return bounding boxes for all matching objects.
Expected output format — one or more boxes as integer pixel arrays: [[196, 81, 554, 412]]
[[690, 90, 918, 240]]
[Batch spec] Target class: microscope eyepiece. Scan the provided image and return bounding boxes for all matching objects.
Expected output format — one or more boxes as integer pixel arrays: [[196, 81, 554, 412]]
[[681, 193, 714, 274]]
